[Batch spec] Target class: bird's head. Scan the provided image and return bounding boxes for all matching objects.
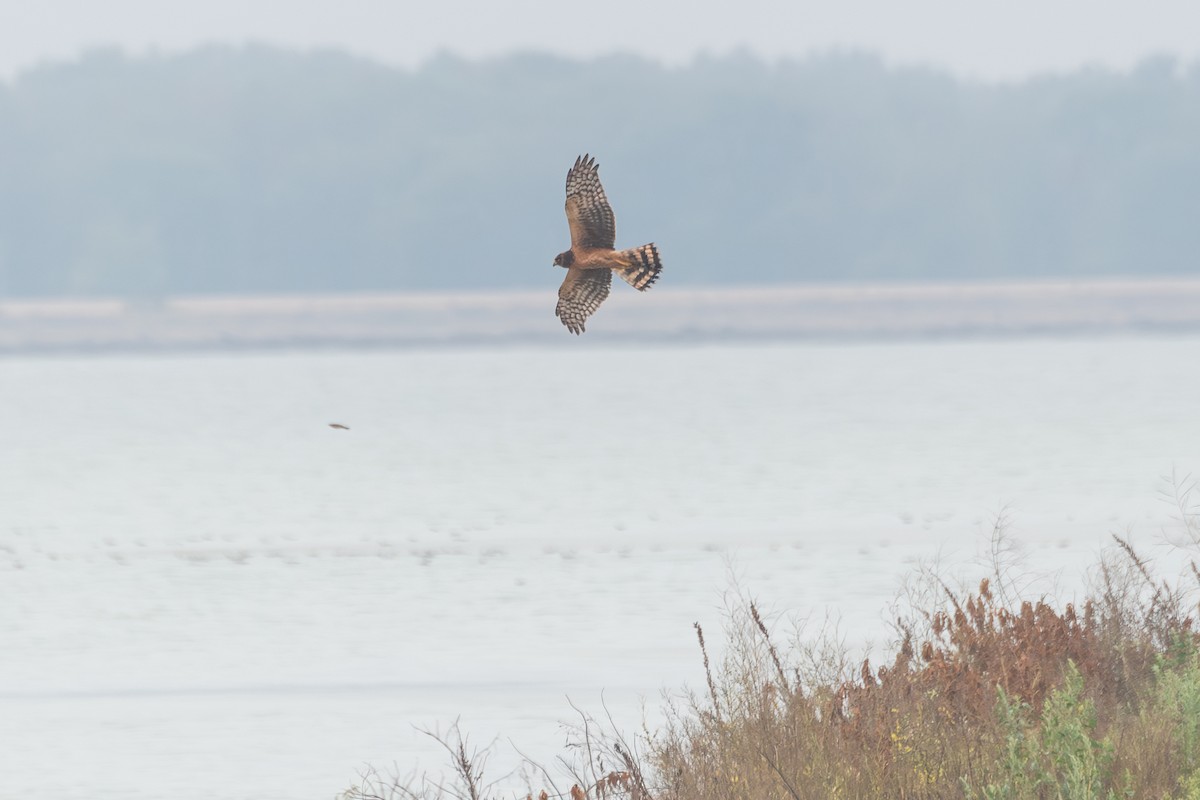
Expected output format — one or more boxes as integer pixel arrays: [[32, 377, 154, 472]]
[[553, 250, 574, 269]]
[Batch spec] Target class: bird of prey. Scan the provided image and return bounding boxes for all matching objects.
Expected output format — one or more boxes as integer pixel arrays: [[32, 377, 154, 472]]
[[328, 423, 350, 430], [552, 155, 662, 334]]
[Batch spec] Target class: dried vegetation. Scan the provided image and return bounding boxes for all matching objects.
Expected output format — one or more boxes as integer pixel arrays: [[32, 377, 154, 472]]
[[344, 490, 1200, 800]]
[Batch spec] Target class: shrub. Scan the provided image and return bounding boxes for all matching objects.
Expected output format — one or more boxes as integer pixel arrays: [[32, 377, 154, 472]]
[[345, 533, 1200, 800]]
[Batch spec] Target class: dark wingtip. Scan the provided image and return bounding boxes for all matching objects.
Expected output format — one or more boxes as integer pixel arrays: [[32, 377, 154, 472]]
[[558, 311, 585, 335]]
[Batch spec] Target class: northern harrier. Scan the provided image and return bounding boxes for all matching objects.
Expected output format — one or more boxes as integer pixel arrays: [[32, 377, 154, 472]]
[[553, 155, 662, 334]]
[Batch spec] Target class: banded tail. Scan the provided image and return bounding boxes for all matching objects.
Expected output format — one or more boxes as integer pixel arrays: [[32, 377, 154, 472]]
[[617, 243, 662, 291]]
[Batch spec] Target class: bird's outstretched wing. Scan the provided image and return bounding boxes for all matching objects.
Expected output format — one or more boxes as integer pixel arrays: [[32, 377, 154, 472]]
[[565, 154, 616, 250], [555, 266, 612, 334]]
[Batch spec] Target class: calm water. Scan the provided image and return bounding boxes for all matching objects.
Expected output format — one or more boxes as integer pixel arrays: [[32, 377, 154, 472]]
[[3, 336, 1199, 799]]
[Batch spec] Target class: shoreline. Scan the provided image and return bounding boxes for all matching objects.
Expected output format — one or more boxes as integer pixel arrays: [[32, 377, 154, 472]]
[[3, 277, 1200, 353]]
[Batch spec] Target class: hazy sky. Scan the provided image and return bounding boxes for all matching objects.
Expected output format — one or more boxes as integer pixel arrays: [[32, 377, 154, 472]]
[[5, 0, 1200, 81]]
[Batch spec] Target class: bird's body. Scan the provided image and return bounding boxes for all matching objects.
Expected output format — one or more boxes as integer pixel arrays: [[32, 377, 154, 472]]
[[553, 155, 662, 334]]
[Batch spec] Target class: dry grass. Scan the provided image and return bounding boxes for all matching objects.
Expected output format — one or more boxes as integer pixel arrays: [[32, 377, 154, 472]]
[[344, 527, 1200, 800]]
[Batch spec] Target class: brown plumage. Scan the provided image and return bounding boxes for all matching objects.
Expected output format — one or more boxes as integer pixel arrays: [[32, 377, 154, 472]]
[[328, 423, 350, 430], [553, 155, 662, 334]]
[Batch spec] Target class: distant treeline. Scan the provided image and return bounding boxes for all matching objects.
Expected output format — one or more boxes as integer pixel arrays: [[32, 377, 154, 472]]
[[1, 47, 1199, 296]]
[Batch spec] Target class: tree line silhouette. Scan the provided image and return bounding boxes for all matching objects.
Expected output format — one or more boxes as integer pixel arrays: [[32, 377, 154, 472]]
[[1, 46, 1197, 296]]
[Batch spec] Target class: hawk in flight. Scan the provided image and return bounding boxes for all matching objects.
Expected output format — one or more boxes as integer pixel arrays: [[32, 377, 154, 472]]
[[553, 155, 662, 334]]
